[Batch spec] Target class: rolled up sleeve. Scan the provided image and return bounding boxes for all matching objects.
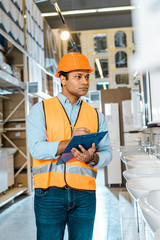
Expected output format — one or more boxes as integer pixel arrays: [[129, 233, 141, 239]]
[[93, 111, 112, 169]]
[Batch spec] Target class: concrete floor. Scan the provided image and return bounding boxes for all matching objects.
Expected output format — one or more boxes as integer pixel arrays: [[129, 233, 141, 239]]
[[0, 168, 123, 240]]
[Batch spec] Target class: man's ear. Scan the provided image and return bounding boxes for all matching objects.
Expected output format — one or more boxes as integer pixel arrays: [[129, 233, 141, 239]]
[[60, 75, 66, 86]]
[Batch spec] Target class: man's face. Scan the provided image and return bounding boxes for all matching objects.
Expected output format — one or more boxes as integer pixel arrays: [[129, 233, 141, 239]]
[[61, 70, 90, 98]]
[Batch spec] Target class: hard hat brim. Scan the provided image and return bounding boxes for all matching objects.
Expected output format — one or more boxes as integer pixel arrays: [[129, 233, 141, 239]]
[[55, 68, 95, 78]]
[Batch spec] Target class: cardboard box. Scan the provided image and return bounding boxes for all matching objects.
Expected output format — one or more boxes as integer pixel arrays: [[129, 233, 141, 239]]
[[15, 173, 28, 187], [3, 101, 24, 111], [3, 110, 25, 120], [5, 131, 26, 140], [4, 122, 26, 140], [4, 122, 26, 129], [3, 139, 26, 148]]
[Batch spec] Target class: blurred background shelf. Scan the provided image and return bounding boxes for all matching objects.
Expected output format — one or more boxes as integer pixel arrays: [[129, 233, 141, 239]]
[[0, 187, 27, 208], [0, 70, 26, 90]]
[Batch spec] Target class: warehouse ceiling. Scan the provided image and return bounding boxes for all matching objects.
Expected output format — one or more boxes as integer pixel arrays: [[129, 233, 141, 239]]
[[35, 0, 133, 31]]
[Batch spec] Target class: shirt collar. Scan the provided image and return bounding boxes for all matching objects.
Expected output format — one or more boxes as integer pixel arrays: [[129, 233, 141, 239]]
[[57, 92, 81, 106]]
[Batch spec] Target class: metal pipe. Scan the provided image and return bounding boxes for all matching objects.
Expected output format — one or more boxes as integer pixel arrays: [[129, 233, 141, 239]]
[[50, 0, 78, 52], [52, 2, 65, 25]]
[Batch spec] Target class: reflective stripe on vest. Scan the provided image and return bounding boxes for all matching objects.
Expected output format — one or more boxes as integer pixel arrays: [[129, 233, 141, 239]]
[[32, 96, 99, 190], [32, 163, 97, 179]]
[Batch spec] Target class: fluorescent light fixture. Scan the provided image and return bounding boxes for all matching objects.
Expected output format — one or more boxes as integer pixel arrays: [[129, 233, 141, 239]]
[[34, 0, 48, 3], [41, 12, 58, 17], [41, 5, 135, 17], [98, 6, 135, 12], [97, 82, 109, 85], [42, 9, 97, 17], [103, 84, 107, 90], [97, 82, 109, 90], [133, 71, 138, 77], [95, 58, 104, 79], [63, 9, 97, 15]]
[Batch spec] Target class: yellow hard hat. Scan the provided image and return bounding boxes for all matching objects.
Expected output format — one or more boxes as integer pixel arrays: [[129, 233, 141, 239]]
[[55, 52, 94, 78]]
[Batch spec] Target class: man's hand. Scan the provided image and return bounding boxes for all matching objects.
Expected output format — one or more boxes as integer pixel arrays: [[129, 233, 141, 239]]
[[71, 143, 96, 163], [73, 127, 91, 136], [56, 127, 91, 156]]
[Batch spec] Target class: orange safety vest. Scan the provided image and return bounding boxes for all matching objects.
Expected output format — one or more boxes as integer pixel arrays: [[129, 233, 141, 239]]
[[32, 96, 99, 190]]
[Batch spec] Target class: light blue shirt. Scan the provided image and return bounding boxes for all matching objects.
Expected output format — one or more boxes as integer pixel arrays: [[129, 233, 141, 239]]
[[26, 93, 112, 168]]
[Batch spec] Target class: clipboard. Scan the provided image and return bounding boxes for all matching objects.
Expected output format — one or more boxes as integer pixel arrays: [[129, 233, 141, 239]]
[[56, 131, 108, 165]]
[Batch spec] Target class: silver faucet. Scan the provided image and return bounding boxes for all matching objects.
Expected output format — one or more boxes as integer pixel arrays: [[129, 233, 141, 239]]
[[137, 137, 142, 147], [145, 145, 157, 155]]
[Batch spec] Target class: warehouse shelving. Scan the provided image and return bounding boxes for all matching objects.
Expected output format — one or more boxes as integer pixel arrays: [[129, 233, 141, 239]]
[[0, 71, 32, 205], [0, 187, 27, 208], [0, 70, 26, 90], [0, 0, 59, 207]]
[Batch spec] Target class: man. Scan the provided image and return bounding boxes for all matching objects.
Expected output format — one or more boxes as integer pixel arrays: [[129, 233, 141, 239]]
[[27, 52, 112, 240]]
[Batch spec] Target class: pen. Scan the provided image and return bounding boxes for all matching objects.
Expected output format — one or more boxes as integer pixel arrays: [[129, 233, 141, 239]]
[[67, 124, 93, 134], [69, 124, 78, 129]]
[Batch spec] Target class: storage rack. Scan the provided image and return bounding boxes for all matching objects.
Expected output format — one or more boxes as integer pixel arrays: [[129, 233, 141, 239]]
[[0, 0, 59, 207], [0, 48, 30, 207]]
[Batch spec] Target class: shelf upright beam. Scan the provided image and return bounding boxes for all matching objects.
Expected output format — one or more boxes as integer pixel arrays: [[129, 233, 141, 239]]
[[23, 0, 31, 195], [23, 54, 32, 195], [2, 133, 27, 159]]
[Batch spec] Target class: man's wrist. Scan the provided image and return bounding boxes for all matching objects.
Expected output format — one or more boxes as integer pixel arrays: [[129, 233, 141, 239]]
[[87, 153, 99, 167]]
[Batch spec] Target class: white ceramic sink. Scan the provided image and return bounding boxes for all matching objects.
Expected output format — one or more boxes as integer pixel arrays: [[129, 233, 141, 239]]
[[122, 153, 157, 165], [119, 145, 143, 156], [125, 153, 156, 161], [124, 159, 160, 170], [123, 167, 160, 181], [2, 148, 17, 155], [120, 150, 145, 158], [126, 176, 160, 201], [138, 190, 160, 238], [120, 145, 142, 152], [7, 148, 17, 155]]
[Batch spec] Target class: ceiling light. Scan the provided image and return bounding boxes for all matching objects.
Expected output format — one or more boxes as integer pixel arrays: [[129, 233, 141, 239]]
[[97, 82, 109, 90], [98, 6, 135, 13], [95, 58, 104, 79], [34, 0, 48, 3], [62, 9, 97, 16], [97, 82, 109, 85], [41, 6, 135, 17], [60, 30, 70, 40], [103, 84, 107, 90]]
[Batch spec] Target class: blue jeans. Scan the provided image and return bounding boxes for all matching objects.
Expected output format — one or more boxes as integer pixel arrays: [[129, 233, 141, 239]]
[[34, 187, 96, 240]]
